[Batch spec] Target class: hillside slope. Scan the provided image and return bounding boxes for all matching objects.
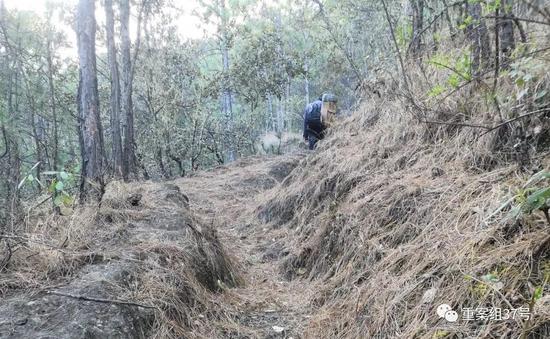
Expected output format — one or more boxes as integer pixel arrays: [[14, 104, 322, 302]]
[[258, 94, 550, 337], [1, 101, 549, 338]]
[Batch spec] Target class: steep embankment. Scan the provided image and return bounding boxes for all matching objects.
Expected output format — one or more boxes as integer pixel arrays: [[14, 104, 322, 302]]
[[258, 94, 550, 337], [0, 181, 239, 338]]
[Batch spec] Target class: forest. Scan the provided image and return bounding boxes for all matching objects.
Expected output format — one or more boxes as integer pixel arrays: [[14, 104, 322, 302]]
[[0, 0, 384, 209], [0, 0, 549, 338]]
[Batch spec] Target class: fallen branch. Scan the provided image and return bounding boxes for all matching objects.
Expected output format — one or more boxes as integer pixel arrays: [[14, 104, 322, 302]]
[[421, 119, 491, 129], [479, 107, 549, 136], [47, 290, 157, 309]]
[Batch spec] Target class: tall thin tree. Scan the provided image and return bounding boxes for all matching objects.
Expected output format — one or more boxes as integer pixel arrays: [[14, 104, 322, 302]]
[[218, 0, 235, 162], [45, 9, 59, 171], [466, 1, 490, 75], [104, 0, 123, 177], [499, 0, 515, 67], [0, 0, 21, 228], [120, 0, 137, 179], [76, 0, 105, 202], [409, 0, 424, 56]]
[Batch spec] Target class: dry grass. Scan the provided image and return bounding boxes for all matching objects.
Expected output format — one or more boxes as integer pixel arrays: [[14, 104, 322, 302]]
[[1, 181, 240, 338], [2, 38, 549, 339], [258, 50, 550, 338]]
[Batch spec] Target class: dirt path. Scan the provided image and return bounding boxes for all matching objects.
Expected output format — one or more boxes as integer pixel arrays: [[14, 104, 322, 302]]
[[175, 154, 314, 338]]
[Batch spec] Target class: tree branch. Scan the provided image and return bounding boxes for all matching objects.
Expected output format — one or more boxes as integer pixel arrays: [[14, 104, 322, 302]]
[[421, 119, 491, 129], [479, 107, 550, 137], [484, 15, 550, 26], [0, 124, 8, 159], [47, 290, 157, 309]]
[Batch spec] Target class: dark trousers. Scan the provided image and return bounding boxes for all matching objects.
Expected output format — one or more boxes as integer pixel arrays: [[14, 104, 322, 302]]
[[308, 135, 319, 150], [306, 121, 324, 150]]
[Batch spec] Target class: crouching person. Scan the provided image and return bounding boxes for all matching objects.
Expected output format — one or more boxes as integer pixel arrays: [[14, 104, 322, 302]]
[[303, 93, 337, 150]]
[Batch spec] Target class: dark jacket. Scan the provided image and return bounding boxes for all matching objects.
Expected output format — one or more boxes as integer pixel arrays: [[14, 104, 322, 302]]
[[303, 99, 324, 141]]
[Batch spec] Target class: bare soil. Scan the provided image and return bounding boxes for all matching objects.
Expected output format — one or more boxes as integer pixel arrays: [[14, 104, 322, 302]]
[[173, 153, 315, 338]]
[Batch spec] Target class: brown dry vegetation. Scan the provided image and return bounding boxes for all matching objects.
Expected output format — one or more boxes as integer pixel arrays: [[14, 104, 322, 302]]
[[258, 57, 550, 337], [1, 54, 549, 339], [0, 182, 240, 338]]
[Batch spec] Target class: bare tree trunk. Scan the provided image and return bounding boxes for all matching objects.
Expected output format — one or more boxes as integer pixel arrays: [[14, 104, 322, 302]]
[[76, 0, 105, 202], [156, 148, 169, 178], [5, 71, 20, 230], [409, 0, 424, 56], [304, 58, 310, 105], [276, 98, 284, 134], [499, 0, 515, 67], [441, 0, 455, 40], [120, 0, 136, 180], [0, 2, 21, 229], [28, 94, 43, 185], [267, 94, 273, 132], [286, 76, 291, 131], [45, 28, 59, 171], [219, 0, 235, 162], [6, 137, 20, 230], [466, 2, 491, 75], [105, 0, 123, 177], [275, 12, 285, 135]]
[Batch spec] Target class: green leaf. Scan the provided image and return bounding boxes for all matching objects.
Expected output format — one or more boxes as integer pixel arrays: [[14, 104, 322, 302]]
[[515, 77, 525, 87], [60, 171, 69, 180], [524, 171, 550, 188], [62, 194, 74, 206], [48, 180, 57, 193], [524, 187, 550, 212], [55, 181, 64, 191], [534, 286, 543, 301], [481, 273, 499, 283], [447, 74, 460, 89], [53, 195, 64, 207], [428, 84, 446, 97], [27, 174, 34, 182]]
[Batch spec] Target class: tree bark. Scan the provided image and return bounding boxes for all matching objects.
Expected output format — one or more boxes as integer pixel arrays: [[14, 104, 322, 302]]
[[0, 2, 21, 228], [28, 94, 43, 186], [218, 0, 235, 162], [76, 0, 105, 202], [304, 57, 310, 105], [45, 27, 59, 171], [410, 0, 424, 56], [120, 0, 137, 180], [104, 0, 123, 178], [466, 2, 491, 75], [499, 0, 515, 67], [267, 93, 274, 132]]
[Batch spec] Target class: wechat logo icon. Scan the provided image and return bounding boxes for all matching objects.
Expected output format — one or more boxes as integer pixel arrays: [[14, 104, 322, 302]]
[[437, 304, 458, 322]]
